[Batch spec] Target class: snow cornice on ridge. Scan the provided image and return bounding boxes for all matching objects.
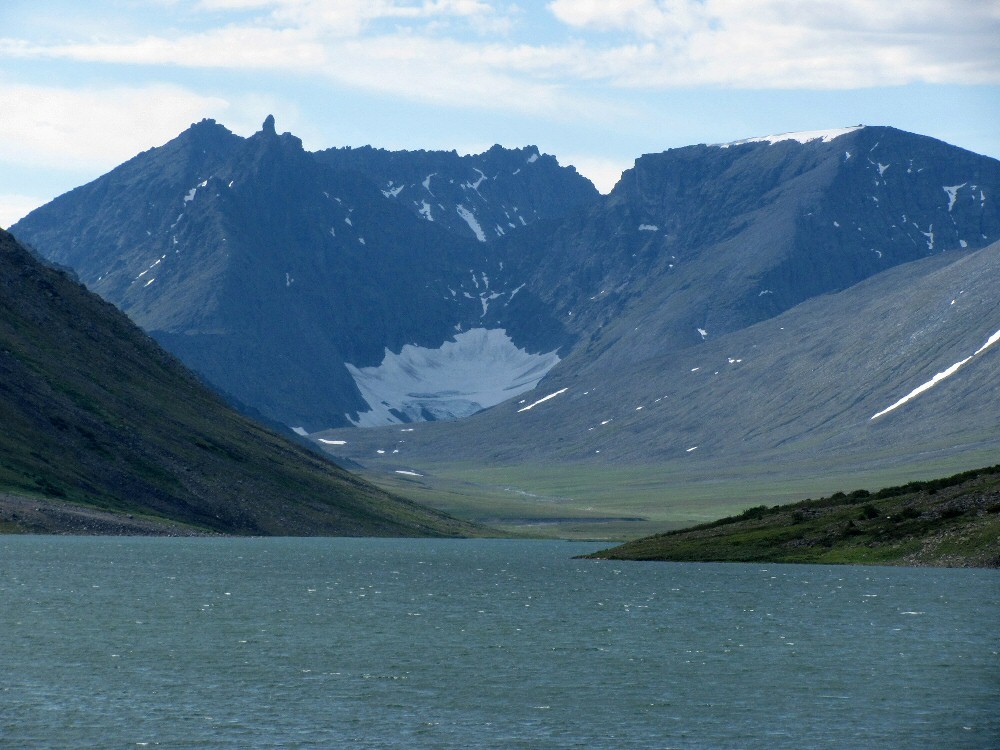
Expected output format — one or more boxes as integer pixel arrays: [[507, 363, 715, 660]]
[[715, 126, 865, 148]]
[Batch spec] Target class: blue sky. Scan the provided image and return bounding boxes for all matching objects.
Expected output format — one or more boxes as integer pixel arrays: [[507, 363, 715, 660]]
[[2, 0, 998, 228]]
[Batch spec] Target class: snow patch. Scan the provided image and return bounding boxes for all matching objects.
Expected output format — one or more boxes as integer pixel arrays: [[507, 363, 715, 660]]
[[382, 183, 405, 198], [346, 328, 560, 426], [943, 183, 966, 212], [697, 328, 708, 340], [480, 291, 502, 317], [456, 205, 487, 242], [527, 152, 539, 163], [317, 439, 347, 445], [638, 224, 659, 231], [395, 470, 423, 477], [183, 188, 197, 203], [134, 255, 165, 282], [418, 201, 433, 221], [918, 224, 934, 250], [422, 173, 436, 194], [517, 387, 568, 413], [291, 427, 308, 436], [974, 329, 1000, 356], [870, 326, 1000, 420]]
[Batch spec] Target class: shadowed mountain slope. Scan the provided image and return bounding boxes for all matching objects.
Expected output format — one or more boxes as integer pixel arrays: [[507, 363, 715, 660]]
[[13, 118, 591, 431], [0, 228, 479, 537], [313, 142, 599, 243]]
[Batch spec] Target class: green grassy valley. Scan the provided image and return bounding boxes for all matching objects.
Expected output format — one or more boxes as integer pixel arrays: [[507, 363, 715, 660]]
[[335, 442, 1000, 541]]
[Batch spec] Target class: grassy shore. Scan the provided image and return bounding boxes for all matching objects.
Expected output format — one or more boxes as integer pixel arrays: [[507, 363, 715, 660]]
[[584, 465, 1000, 567]]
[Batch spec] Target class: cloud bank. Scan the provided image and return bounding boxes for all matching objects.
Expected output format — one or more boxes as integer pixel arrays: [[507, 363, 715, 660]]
[[3, 0, 997, 111], [0, 0, 996, 219]]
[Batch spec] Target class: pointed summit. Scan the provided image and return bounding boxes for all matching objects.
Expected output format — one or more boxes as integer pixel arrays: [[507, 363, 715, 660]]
[[262, 114, 276, 136]]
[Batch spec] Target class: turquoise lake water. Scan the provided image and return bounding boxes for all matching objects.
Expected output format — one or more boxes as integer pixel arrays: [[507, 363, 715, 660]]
[[2, 537, 997, 749]]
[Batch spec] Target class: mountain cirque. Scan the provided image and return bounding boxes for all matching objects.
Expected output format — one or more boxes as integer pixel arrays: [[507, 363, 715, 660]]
[[10, 121, 1000, 534], [11, 116, 595, 431]]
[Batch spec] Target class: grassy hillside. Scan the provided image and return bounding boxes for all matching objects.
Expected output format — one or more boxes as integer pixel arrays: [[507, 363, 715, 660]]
[[0, 229, 481, 537], [584, 465, 1000, 567]]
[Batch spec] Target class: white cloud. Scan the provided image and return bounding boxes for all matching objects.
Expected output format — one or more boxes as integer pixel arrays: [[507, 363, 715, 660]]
[[0, 27, 329, 69], [2, 0, 995, 105], [547, 0, 1000, 88], [0, 82, 230, 171], [548, 0, 710, 39], [560, 154, 630, 194], [0, 23, 609, 121], [2, 0, 997, 100], [0, 194, 47, 230], [198, 0, 508, 35], [324, 35, 608, 118]]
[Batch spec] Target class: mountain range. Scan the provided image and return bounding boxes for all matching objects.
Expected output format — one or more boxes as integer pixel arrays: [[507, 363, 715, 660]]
[[10, 119, 1000, 536]]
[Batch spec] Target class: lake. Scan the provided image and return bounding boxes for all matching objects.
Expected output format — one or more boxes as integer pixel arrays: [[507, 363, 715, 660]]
[[2, 537, 997, 749]]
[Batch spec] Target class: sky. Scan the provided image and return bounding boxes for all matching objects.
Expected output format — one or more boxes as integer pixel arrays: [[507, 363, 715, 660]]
[[1, 0, 999, 228]]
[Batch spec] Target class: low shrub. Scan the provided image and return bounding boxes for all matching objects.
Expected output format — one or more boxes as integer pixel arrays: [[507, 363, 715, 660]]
[[859, 504, 880, 520]]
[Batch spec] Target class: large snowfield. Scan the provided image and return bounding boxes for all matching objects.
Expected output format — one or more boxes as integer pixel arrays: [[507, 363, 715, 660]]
[[346, 328, 560, 426]]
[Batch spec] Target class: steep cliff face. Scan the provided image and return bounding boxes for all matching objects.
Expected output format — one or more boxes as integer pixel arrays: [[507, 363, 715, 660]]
[[13, 118, 586, 430], [501, 126, 1000, 363], [314, 143, 599, 243]]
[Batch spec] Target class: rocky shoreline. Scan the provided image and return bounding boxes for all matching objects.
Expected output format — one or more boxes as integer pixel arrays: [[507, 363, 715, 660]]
[[0, 493, 213, 536]]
